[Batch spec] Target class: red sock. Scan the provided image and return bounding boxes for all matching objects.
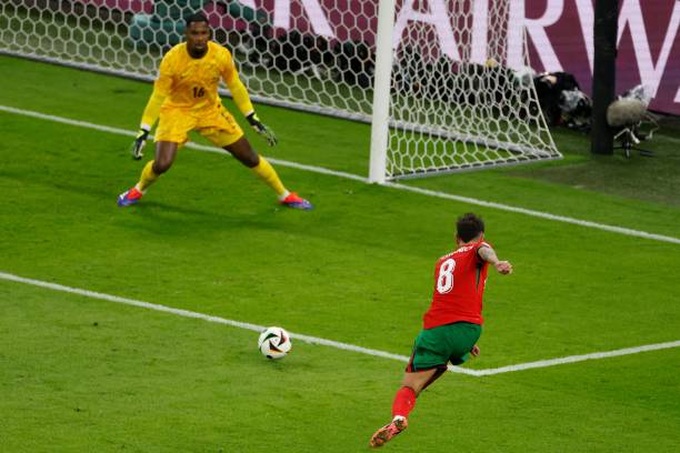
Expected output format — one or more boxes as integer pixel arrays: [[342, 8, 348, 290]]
[[391, 386, 417, 419]]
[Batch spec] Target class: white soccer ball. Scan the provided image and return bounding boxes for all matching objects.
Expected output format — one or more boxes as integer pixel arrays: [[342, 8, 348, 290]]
[[258, 326, 292, 360]]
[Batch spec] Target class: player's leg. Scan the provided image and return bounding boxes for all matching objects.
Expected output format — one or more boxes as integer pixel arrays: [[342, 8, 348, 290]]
[[370, 326, 458, 448], [118, 141, 180, 206], [394, 323, 480, 421], [369, 367, 440, 446], [118, 109, 191, 206], [138, 140, 180, 188], [228, 139, 313, 209], [201, 108, 313, 209], [222, 136, 283, 192]]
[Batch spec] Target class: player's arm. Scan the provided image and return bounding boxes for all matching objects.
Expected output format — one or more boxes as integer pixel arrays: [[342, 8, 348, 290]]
[[478, 244, 513, 274], [131, 63, 171, 159], [223, 59, 277, 146], [139, 89, 166, 132]]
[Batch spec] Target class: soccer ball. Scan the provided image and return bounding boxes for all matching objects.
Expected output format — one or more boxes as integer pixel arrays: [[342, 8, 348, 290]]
[[258, 326, 292, 360]]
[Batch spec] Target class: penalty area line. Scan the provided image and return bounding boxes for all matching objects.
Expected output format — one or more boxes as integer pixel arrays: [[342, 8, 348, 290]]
[[1, 104, 679, 245], [0, 271, 422, 371], [4, 271, 679, 377], [464, 340, 680, 377]]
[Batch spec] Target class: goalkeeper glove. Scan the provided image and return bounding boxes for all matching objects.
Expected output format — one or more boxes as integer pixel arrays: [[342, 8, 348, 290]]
[[246, 112, 278, 147], [131, 127, 150, 160]]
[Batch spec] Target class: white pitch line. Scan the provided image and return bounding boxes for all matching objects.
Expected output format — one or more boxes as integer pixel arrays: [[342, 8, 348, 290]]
[[0, 271, 442, 372], [0, 104, 368, 183], [3, 271, 679, 377], [0, 105, 137, 137], [1, 104, 679, 245], [470, 340, 680, 376], [386, 183, 680, 245]]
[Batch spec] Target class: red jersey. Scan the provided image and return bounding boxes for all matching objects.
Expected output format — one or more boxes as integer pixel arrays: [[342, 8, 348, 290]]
[[422, 240, 491, 329]]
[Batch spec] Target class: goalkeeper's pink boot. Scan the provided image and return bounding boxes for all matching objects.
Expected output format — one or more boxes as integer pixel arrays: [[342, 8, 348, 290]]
[[117, 187, 144, 207], [280, 192, 313, 210], [369, 416, 408, 448]]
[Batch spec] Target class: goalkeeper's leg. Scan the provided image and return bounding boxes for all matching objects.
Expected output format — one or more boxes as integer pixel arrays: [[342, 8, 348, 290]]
[[222, 137, 313, 210], [118, 142, 178, 206]]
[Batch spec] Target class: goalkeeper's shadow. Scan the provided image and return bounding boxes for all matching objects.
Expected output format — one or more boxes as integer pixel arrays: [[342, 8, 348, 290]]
[[113, 198, 293, 236]]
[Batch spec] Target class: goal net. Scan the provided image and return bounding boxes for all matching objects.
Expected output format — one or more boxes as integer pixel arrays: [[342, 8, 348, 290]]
[[0, 0, 560, 181]]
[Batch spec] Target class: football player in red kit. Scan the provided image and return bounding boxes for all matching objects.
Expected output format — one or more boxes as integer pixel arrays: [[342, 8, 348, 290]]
[[369, 212, 512, 448]]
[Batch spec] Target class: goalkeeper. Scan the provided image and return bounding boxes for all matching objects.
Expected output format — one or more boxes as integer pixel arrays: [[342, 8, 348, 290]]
[[118, 12, 312, 209]]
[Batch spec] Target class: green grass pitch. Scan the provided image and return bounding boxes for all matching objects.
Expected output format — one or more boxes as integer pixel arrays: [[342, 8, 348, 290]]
[[1, 55, 679, 452]]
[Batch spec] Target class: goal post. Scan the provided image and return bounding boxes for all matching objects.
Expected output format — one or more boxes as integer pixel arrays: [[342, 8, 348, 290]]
[[370, 0, 560, 182], [0, 0, 560, 182], [368, 0, 396, 184]]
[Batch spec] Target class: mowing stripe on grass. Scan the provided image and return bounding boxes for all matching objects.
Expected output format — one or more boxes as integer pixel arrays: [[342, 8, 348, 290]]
[[3, 271, 679, 377], [2, 104, 679, 246]]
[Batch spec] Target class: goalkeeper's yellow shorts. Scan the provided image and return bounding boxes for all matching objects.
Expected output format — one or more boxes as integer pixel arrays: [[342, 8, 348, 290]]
[[154, 104, 244, 147]]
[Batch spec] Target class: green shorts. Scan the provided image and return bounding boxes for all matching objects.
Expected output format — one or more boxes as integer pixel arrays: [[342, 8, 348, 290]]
[[407, 322, 482, 372]]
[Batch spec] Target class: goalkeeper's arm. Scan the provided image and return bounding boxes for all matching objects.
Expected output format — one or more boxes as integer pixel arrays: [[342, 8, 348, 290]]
[[131, 90, 166, 159], [131, 128, 149, 160], [228, 76, 278, 146], [245, 111, 277, 146]]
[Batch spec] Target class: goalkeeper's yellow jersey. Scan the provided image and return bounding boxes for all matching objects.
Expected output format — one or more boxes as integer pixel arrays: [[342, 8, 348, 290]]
[[141, 41, 253, 127]]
